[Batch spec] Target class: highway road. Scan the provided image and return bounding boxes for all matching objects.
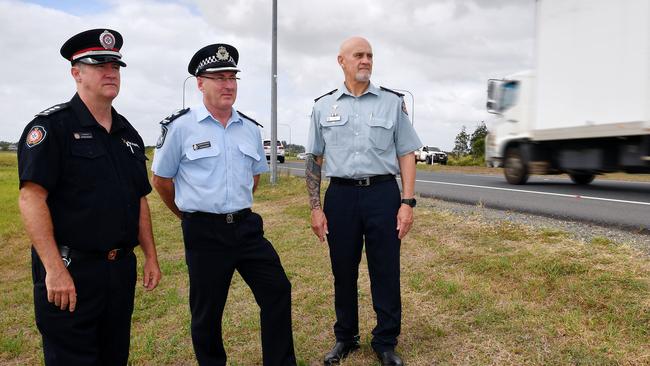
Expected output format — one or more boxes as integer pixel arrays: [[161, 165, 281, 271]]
[[277, 161, 650, 231]]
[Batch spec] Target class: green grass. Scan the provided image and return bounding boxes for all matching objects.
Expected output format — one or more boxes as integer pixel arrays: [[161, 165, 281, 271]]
[[1, 151, 650, 365]]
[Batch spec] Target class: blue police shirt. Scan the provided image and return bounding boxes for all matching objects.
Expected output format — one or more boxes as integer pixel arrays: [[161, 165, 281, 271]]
[[307, 82, 422, 178], [152, 105, 268, 213]]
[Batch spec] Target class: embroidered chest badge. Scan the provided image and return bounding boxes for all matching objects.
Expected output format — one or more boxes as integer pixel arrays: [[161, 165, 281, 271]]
[[122, 138, 140, 154], [26, 125, 47, 148], [326, 104, 341, 122]]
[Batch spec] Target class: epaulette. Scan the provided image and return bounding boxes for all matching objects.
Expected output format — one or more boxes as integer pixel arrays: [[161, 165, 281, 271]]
[[237, 110, 263, 128], [380, 86, 404, 98], [314, 89, 338, 102], [160, 108, 190, 126], [35, 102, 69, 117]]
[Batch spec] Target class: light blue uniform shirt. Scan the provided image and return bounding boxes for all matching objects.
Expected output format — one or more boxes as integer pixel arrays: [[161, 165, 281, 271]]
[[152, 105, 268, 213], [307, 82, 422, 178]]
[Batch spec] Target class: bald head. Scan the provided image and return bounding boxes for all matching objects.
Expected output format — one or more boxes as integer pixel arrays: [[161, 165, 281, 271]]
[[338, 36, 373, 84]]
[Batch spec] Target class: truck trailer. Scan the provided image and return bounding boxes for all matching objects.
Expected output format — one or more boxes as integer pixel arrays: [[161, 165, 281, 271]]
[[485, 0, 650, 184]]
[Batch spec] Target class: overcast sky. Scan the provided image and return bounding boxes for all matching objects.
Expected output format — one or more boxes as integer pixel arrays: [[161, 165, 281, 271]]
[[0, 0, 535, 150]]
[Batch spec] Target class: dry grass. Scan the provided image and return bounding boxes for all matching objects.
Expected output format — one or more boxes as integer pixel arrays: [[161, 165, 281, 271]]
[[1, 152, 649, 365]]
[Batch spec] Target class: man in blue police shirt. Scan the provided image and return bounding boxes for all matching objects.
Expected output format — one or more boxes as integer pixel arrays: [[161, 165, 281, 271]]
[[18, 29, 161, 365], [306, 36, 422, 366], [151, 43, 296, 366]]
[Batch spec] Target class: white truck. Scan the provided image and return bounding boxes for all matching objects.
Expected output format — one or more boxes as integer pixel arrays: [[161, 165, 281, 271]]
[[415, 146, 448, 165], [485, 0, 650, 184]]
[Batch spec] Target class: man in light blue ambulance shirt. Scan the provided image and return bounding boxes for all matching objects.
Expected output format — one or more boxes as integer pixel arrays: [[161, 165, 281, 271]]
[[306, 36, 422, 366], [151, 43, 296, 366]]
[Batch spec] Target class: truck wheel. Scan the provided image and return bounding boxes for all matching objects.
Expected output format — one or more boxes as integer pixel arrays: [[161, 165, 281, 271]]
[[426, 156, 432, 164], [279, 156, 285, 164], [569, 173, 594, 185], [504, 148, 529, 185]]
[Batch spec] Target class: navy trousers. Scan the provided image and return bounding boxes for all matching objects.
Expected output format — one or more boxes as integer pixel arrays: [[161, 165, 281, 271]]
[[32, 248, 137, 366], [181, 210, 296, 366], [324, 178, 402, 352]]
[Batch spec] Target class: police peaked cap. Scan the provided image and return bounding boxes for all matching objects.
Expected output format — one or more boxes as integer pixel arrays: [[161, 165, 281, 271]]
[[188, 43, 240, 76], [60, 28, 126, 67]]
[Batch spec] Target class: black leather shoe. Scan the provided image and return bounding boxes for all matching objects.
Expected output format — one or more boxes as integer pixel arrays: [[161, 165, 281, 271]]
[[323, 340, 360, 365], [375, 350, 404, 366]]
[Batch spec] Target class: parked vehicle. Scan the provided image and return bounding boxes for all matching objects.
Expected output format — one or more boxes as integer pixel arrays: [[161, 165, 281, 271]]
[[415, 146, 448, 165], [296, 152, 308, 160], [263, 139, 285, 163], [486, 0, 650, 184]]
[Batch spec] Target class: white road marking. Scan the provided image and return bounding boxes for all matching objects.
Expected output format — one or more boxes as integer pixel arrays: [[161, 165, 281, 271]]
[[415, 179, 650, 206], [280, 165, 650, 206]]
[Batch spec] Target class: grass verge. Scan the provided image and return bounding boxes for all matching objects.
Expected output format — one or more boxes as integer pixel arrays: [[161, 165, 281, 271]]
[[0, 152, 649, 365]]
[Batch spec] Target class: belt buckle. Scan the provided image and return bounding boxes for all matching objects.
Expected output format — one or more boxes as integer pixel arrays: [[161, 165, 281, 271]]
[[357, 177, 371, 187], [107, 249, 118, 261], [226, 213, 234, 224]]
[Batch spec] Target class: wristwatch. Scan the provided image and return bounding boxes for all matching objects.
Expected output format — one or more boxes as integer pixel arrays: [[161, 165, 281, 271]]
[[401, 198, 416, 207]]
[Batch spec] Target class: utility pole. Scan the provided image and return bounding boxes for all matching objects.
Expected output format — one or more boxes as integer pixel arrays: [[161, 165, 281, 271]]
[[270, 0, 278, 184]]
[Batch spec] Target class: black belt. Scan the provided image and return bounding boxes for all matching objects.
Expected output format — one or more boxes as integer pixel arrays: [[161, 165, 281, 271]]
[[58, 245, 133, 267], [182, 208, 252, 224], [330, 174, 395, 187]]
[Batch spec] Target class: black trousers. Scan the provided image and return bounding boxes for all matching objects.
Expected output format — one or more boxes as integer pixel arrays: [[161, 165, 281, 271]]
[[324, 178, 402, 352], [31, 248, 137, 366], [181, 210, 296, 366]]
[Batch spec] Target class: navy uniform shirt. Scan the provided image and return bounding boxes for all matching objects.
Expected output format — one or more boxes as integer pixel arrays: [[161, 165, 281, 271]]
[[307, 82, 422, 178], [17, 93, 152, 251], [151, 106, 268, 214]]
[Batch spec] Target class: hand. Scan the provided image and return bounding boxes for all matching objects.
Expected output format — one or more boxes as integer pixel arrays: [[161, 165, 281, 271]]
[[310, 208, 329, 243], [396, 204, 414, 240], [45, 267, 77, 312], [142, 257, 162, 291]]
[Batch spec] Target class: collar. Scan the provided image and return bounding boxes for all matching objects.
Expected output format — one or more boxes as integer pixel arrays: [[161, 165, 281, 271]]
[[195, 104, 242, 127], [69, 93, 125, 132], [335, 81, 379, 100]]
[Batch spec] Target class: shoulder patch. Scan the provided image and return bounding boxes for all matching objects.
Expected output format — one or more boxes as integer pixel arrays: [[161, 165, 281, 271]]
[[25, 125, 47, 148], [314, 89, 338, 103], [380, 86, 405, 98], [160, 108, 190, 126], [237, 110, 263, 128], [35, 102, 69, 117]]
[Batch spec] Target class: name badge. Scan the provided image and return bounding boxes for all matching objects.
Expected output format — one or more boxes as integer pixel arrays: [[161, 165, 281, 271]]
[[193, 141, 211, 150], [326, 116, 341, 122], [73, 132, 93, 139]]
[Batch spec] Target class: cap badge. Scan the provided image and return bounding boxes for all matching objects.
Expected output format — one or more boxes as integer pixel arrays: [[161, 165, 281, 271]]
[[216, 46, 230, 61], [99, 30, 116, 50]]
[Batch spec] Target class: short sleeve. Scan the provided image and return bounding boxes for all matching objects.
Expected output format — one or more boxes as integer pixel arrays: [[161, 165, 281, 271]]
[[394, 100, 422, 156], [17, 118, 61, 192], [151, 123, 182, 178], [252, 127, 269, 175], [306, 106, 325, 155], [135, 133, 153, 196]]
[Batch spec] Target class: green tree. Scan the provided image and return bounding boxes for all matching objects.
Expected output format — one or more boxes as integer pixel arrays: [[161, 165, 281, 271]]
[[452, 125, 470, 156], [470, 121, 488, 159]]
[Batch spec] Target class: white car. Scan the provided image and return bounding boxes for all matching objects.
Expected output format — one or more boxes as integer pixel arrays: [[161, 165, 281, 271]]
[[263, 140, 285, 163], [296, 152, 308, 160]]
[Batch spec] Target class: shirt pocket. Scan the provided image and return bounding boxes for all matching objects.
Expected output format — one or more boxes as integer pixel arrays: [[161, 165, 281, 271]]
[[319, 115, 349, 147], [69, 141, 108, 188], [237, 143, 261, 162], [366, 117, 394, 151]]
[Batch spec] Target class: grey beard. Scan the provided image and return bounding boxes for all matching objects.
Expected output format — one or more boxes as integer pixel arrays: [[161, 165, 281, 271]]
[[355, 72, 371, 82]]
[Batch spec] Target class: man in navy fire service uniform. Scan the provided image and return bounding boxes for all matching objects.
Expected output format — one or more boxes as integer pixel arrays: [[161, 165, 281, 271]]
[[305, 36, 422, 366], [17, 28, 162, 365], [151, 43, 296, 366]]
